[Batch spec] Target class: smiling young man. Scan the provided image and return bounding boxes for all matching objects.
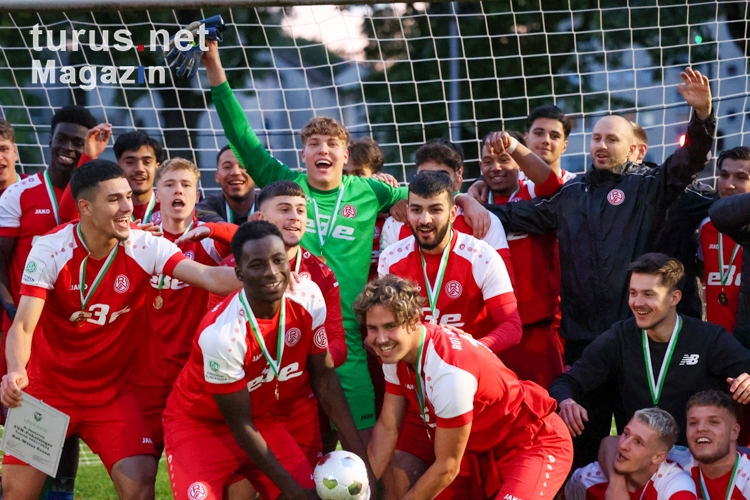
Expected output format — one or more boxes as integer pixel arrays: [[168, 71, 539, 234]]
[[163, 220, 374, 500], [356, 274, 571, 500], [698, 147, 750, 334], [58, 129, 164, 224], [0, 119, 27, 198], [549, 253, 750, 449], [566, 408, 696, 500], [377, 170, 521, 498], [199, 40, 490, 437], [129, 158, 234, 459], [0, 160, 240, 499], [196, 145, 257, 224]]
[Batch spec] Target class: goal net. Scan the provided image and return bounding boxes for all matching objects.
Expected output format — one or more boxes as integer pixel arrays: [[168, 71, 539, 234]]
[[1, 0, 748, 195]]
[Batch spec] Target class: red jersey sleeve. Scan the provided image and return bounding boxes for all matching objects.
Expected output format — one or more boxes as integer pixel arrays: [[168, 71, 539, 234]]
[[206, 222, 238, 247], [321, 271, 347, 367], [531, 170, 564, 198], [477, 301, 522, 353], [59, 153, 92, 223]]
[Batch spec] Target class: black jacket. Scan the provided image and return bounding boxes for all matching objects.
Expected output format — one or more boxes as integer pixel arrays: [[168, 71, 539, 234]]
[[548, 315, 750, 445], [196, 192, 255, 225], [487, 113, 715, 348], [709, 193, 750, 347]]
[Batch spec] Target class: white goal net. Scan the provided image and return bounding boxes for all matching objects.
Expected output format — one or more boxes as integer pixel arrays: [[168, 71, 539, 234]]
[[1, 0, 748, 194]]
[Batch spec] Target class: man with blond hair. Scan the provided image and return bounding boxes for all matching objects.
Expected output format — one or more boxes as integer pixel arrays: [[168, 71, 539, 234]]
[[197, 39, 490, 436]]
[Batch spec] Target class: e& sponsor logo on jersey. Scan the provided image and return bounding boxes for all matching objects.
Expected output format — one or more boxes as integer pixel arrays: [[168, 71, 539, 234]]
[[679, 354, 700, 366], [285, 328, 301, 347], [247, 362, 304, 392], [607, 189, 625, 206], [114, 274, 130, 293], [444, 280, 462, 299], [187, 482, 208, 500], [314, 327, 328, 349], [341, 205, 357, 219]]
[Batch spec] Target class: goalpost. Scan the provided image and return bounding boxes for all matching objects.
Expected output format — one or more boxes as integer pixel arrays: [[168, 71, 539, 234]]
[[0, 1, 747, 194]]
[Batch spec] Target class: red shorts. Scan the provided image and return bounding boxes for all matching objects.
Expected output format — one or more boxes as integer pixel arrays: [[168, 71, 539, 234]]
[[395, 404, 435, 464], [2, 382, 154, 473], [499, 319, 564, 389], [132, 384, 173, 458], [286, 389, 323, 466], [435, 413, 573, 499], [164, 415, 313, 500]]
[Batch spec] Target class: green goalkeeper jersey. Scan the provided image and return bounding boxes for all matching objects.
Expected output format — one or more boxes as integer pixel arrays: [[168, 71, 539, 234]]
[[211, 81, 406, 333]]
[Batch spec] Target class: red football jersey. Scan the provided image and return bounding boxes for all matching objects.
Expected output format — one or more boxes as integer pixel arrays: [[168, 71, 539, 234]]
[[384, 322, 557, 452], [369, 216, 386, 281], [19, 224, 185, 405], [0, 172, 30, 199], [0, 173, 64, 309], [699, 218, 742, 333], [378, 230, 515, 337], [129, 219, 232, 387], [489, 179, 561, 324], [208, 247, 346, 368], [566, 460, 696, 500], [166, 282, 327, 424]]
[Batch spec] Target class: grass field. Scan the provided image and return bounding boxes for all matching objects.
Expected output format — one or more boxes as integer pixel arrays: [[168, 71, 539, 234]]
[[0, 442, 174, 500]]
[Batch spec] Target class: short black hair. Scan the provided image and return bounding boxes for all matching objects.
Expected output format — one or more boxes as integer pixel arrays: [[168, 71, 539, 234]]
[[526, 104, 571, 139], [256, 180, 306, 211], [70, 159, 125, 201], [409, 170, 455, 204], [216, 144, 234, 166], [628, 253, 685, 291], [480, 130, 525, 153], [113, 131, 163, 163], [231, 220, 284, 265], [415, 139, 463, 172], [717, 146, 750, 172], [51, 105, 97, 133]]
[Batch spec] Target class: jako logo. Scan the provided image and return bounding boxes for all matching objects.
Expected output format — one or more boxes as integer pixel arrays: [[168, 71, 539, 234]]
[[35, 209, 51, 215]]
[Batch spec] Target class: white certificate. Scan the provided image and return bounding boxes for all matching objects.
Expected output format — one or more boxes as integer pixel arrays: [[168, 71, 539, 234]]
[[1, 392, 70, 477]]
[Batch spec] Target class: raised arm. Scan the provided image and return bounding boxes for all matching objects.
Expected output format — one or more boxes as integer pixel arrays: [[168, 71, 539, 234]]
[[200, 40, 297, 189], [170, 259, 241, 296], [484, 131, 562, 196], [0, 295, 45, 407]]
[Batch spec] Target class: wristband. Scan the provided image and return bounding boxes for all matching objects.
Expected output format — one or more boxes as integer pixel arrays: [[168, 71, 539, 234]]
[[506, 136, 518, 155]]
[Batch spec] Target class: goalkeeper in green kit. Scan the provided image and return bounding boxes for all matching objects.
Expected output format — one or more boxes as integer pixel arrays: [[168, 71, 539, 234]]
[[198, 39, 490, 440]]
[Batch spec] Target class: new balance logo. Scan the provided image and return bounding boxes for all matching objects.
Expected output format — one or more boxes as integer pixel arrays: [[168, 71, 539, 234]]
[[680, 354, 700, 366], [35, 209, 51, 215]]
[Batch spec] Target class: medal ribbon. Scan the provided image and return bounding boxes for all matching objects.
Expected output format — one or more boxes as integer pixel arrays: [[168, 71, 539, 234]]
[[43, 170, 60, 225], [718, 233, 741, 288], [76, 224, 119, 310], [419, 230, 453, 320], [239, 289, 286, 380], [642, 315, 682, 405], [131, 191, 156, 223], [414, 325, 428, 425], [225, 200, 234, 224], [311, 185, 345, 252], [699, 452, 739, 500], [156, 220, 194, 291], [489, 186, 519, 205], [293, 247, 302, 274]]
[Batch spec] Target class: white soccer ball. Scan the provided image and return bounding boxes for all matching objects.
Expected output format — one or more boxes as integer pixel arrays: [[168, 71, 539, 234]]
[[313, 451, 370, 500]]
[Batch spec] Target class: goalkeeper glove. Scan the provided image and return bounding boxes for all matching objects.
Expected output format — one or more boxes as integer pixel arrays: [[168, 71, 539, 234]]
[[164, 15, 226, 79]]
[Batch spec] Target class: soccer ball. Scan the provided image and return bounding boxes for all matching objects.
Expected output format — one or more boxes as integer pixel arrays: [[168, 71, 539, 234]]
[[313, 451, 370, 500]]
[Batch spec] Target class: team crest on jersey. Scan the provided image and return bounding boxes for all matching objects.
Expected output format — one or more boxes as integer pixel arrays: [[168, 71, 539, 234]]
[[114, 274, 130, 293], [187, 482, 208, 500], [285, 328, 301, 347], [184, 251, 195, 261], [459, 243, 466, 250], [299, 272, 311, 281], [444, 280, 462, 299], [373, 225, 381, 239], [303, 251, 311, 259], [313, 327, 328, 349], [607, 189, 625, 206], [151, 211, 162, 225], [341, 205, 357, 219]]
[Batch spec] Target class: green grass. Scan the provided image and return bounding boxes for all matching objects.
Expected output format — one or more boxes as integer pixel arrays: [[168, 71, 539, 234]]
[[73, 460, 173, 500]]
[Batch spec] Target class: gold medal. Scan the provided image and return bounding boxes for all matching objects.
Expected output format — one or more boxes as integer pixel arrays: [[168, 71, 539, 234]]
[[318, 255, 326, 264], [153, 295, 164, 309], [71, 312, 86, 327], [718, 291, 729, 306], [275, 383, 279, 401]]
